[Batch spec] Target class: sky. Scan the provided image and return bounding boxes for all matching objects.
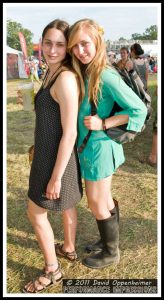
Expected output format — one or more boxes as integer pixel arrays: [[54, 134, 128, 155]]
[[4, 3, 159, 43]]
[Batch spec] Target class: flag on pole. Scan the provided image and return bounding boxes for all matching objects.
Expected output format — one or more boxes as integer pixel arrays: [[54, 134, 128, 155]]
[[18, 32, 28, 60]]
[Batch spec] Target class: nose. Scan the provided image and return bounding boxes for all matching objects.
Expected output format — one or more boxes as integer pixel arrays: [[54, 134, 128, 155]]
[[77, 45, 84, 55], [49, 45, 57, 54]]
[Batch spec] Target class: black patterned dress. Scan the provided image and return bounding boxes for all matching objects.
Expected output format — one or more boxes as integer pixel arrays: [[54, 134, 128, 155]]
[[28, 77, 83, 211]]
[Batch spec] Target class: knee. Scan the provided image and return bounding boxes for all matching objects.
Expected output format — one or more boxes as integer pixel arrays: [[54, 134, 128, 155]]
[[62, 208, 77, 225], [26, 207, 42, 227], [26, 207, 35, 224], [88, 198, 99, 215], [88, 198, 110, 219]]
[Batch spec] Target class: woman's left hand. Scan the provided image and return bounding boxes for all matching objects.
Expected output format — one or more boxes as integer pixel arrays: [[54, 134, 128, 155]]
[[84, 114, 103, 130]]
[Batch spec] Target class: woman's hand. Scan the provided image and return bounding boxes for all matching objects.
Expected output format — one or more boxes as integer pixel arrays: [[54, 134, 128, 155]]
[[46, 178, 61, 200], [16, 90, 23, 105], [84, 114, 103, 130]]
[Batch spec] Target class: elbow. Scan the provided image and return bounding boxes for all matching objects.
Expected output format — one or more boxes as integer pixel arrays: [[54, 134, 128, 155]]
[[63, 130, 77, 143]]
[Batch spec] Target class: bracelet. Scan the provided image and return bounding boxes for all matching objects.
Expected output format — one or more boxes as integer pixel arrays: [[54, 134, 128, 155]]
[[102, 119, 106, 131]]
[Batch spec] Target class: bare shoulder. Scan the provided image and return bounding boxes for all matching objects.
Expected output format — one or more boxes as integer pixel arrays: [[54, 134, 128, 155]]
[[51, 70, 78, 100], [51, 70, 79, 102], [57, 70, 77, 84]]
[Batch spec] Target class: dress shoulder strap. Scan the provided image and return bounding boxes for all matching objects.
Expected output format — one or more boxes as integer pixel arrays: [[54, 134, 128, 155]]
[[48, 66, 70, 89]]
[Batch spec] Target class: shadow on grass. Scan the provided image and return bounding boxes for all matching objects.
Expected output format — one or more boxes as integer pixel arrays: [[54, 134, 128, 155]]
[[7, 197, 157, 253], [7, 258, 63, 294], [7, 109, 35, 154], [7, 195, 157, 292]]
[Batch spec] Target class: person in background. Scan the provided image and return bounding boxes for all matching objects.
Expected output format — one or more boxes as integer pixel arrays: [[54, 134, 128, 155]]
[[67, 18, 147, 269], [139, 87, 157, 168], [29, 60, 40, 83], [130, 43, 149, 91], [22, 19, 83, 293], [116, 46, 133, 71], [107, 51, 116, 65]]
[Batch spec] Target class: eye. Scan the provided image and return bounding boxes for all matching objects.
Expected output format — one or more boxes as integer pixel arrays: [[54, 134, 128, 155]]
[[81, 42, 89, 47], [44, 41, 51, 46], [56, 43, 65, 47]]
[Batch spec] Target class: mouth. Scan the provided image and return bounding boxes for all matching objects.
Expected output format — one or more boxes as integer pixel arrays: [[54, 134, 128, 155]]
[[48, 56, 58, 59], [79, 55, 88, 60]]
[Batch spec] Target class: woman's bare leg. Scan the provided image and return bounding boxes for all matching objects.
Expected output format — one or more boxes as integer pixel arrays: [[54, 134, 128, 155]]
[[24, 199, 61, 292], [27, 199, 58, 265], [62, 207, 77, 252], [85, 175, 114, 219]]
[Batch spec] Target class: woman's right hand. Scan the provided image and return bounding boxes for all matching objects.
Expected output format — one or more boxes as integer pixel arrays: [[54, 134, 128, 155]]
[[16, 90, 23, 105], [46, 178, 62, 200]]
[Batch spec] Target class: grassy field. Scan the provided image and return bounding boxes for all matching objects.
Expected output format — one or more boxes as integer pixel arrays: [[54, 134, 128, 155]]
[[6, 75, 158, 294]]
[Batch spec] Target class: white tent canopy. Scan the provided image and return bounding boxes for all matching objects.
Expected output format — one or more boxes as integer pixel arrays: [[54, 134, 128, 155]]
[[7, 45, 28, 78], [140, 44, 158, 57]]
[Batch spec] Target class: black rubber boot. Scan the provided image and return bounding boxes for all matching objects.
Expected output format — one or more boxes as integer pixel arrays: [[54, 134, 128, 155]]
[[82, 214, 120, 269], [85, 199, 119, 252]]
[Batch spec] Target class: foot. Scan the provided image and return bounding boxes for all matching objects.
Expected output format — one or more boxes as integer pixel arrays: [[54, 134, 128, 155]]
[[23, 263, 62, 293], [82, 248, 120, 269], [85, 239, 103, 253], [55, 243, 77, 261]]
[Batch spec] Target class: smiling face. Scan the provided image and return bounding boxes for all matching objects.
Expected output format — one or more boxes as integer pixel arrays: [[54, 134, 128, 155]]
[[120, 49, 129, 61], [42, 28, 67, 67], [72, 30, 96, 65]]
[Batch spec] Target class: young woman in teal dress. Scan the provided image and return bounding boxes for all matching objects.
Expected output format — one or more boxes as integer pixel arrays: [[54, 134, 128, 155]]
[[68, 19, 147, 269]]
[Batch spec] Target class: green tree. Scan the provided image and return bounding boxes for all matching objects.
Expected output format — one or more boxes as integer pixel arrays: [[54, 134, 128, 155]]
[[143, 25, 157, 40], [118, 37, 127, 41], [7, 19, 34, 56], [131, 33, 144, 40], [131, 25, 157, 40]]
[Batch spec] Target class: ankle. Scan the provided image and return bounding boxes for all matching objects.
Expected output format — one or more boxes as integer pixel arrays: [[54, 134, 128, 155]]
[[62, 244, 75, 253], [45, 262, 59, 272]]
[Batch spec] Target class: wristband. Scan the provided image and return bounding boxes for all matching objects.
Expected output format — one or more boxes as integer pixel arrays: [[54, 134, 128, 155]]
[[102, 119, 106, 131]]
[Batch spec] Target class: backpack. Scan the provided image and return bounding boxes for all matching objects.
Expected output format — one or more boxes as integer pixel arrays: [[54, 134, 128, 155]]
[[101, 64, 152, 144], [113, 64, 152, 123], [78, 66, 152, 153]]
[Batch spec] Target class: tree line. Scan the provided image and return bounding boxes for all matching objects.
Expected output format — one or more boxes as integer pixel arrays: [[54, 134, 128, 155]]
[[7, 19, 157, 55]]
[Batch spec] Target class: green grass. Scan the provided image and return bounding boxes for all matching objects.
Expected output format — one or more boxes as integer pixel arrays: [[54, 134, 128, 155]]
[[6, 75, 158, 294]]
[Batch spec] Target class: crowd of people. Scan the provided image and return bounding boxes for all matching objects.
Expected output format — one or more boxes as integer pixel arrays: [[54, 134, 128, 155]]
[[16, 19, 157, 293], [107, 43, 157, 169], [25, 57, 47, 82], [107, 47, 157, 74]]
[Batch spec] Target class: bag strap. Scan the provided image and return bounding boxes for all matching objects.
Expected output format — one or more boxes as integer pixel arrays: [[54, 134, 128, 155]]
[[78, 101, 97, 153], [78, 99, 129, 153]]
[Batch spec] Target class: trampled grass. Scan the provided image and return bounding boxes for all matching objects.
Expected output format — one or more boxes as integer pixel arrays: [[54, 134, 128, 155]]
[[6, 74, 158, 294]]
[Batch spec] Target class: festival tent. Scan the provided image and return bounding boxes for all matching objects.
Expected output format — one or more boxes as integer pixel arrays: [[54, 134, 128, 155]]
[[7, 46, 28, 79], [141, 44, 158, 57]]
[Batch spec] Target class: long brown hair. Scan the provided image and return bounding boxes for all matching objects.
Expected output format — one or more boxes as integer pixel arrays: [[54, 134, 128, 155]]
[[42, 19, 73, 79], [67, 19, 108, 105]]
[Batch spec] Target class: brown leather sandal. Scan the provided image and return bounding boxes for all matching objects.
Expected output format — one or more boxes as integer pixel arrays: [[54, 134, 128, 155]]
[[22, 263, 63, 293], [55, 243, 77, 261]]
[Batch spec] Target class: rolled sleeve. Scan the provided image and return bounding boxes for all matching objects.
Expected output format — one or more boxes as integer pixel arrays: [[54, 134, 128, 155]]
[[106, 69, 147, 132]]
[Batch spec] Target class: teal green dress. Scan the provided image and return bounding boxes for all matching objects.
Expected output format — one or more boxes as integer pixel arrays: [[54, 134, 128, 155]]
[[77, 67, 147, 181]]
